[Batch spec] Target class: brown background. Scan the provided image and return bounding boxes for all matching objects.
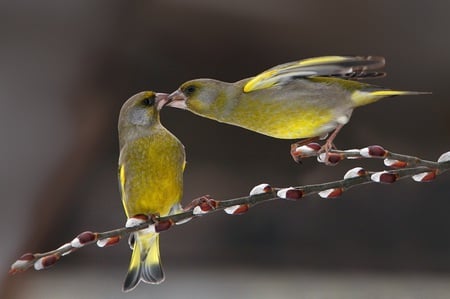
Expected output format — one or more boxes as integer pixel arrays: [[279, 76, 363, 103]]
[[1, 1, 450, 298]]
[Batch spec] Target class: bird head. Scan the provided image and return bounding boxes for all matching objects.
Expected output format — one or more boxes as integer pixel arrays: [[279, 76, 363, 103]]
[[118, 91, 169, 128], [167, 79, 223, 114]]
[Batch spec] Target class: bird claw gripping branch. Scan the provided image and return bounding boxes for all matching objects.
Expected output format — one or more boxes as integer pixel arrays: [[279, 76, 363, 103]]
[[185, 195, 219, 215]]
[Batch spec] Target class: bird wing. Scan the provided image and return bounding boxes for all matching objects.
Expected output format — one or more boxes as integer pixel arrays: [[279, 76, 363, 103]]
[[243, 56, 386, 93], [118, 163, 126, 196]]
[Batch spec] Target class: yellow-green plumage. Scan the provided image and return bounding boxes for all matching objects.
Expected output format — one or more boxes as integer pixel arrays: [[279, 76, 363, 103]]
[[118, 91, 185, 292], [119, 133, 184, 216], [199, 78, 349, 139], [168, 56, 429, 141]]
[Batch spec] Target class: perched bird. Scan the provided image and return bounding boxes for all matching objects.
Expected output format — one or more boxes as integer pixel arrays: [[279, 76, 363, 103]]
[[167, 56, 428, 160], [118, 91, 185, 291]]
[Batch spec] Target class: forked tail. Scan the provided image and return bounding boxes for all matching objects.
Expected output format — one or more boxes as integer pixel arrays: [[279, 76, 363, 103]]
[[351, 89, 431, 107], [123, 231, 164, 292]]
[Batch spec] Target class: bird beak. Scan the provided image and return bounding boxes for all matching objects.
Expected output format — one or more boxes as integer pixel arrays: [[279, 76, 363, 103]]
[[166, 89, 188, 109], [155, 93, 170, 111]]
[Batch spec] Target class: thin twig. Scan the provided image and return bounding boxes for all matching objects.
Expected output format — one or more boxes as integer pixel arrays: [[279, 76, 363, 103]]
[[9, 146, 450, 274]]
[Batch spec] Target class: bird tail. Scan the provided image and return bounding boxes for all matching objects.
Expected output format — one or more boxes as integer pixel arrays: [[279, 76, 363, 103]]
[[351, 89, 431, 107], [122, 231, 164, 292]]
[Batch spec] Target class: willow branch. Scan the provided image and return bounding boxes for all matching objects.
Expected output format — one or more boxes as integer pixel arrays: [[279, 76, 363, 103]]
[[9, 145, 450, 274]]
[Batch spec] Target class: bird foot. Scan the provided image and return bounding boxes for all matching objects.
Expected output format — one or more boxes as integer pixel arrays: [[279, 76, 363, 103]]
[[290, 137, 320, 163], [291, 125, 344, 165], [291, 141, 338, 165], [184, 195, 218, 213]]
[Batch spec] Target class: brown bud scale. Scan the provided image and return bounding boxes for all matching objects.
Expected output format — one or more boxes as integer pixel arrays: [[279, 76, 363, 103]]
[[132, 214, 150, 221], [390, 160, 407, 168], [419, 171, 436, 182], [77, 231, 97, 244], [368, 145, 387, 157], [380, 173, 397, 183], [233, 204, 249, 215], [42, 254, 60, 268], [327, 188, 343, 198], [19, 253, 35, 261], [155, 220, 173, 232], [285, 189, 304, 200], [306, 143, 322, 151], [326, 153, 343, 165], [105, 236, 121, 247], [263, 185, 273, 193]]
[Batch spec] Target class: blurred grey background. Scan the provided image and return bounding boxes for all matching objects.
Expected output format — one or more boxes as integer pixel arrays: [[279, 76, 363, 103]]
[[1, 1, 450, 298]]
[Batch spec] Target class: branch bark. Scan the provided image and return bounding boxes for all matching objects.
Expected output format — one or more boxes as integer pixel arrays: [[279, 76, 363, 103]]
[[9, 145, 450, 274]]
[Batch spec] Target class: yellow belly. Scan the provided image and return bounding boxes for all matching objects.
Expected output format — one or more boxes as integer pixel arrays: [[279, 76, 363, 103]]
[[227, 99, 336, 139], [119, 134, 184, 217]]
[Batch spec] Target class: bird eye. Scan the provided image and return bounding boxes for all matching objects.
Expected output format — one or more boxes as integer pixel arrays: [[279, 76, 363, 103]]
[[184, 85, 196, 95], [142, 96, 155, 106]]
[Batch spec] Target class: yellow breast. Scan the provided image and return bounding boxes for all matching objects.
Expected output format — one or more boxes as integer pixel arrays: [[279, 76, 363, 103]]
[[119, 132, 185, 217]]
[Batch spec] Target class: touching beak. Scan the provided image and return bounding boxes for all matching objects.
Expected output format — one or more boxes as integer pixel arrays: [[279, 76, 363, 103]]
[[167, 89, 188, 109], [155, 92, 170, 111]]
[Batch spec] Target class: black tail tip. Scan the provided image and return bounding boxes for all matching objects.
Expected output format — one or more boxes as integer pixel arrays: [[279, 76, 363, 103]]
[[123, 268, 140, 292], [141, 263, 165, 284]]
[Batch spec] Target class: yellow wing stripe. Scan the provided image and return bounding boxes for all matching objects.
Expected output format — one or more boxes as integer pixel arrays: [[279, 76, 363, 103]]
[[244, 56, 356, 93], [119, 164, 126, 191], [243, 69, 278, 92], [119, 164, 127, 210], [297, 56, 347, 67]]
